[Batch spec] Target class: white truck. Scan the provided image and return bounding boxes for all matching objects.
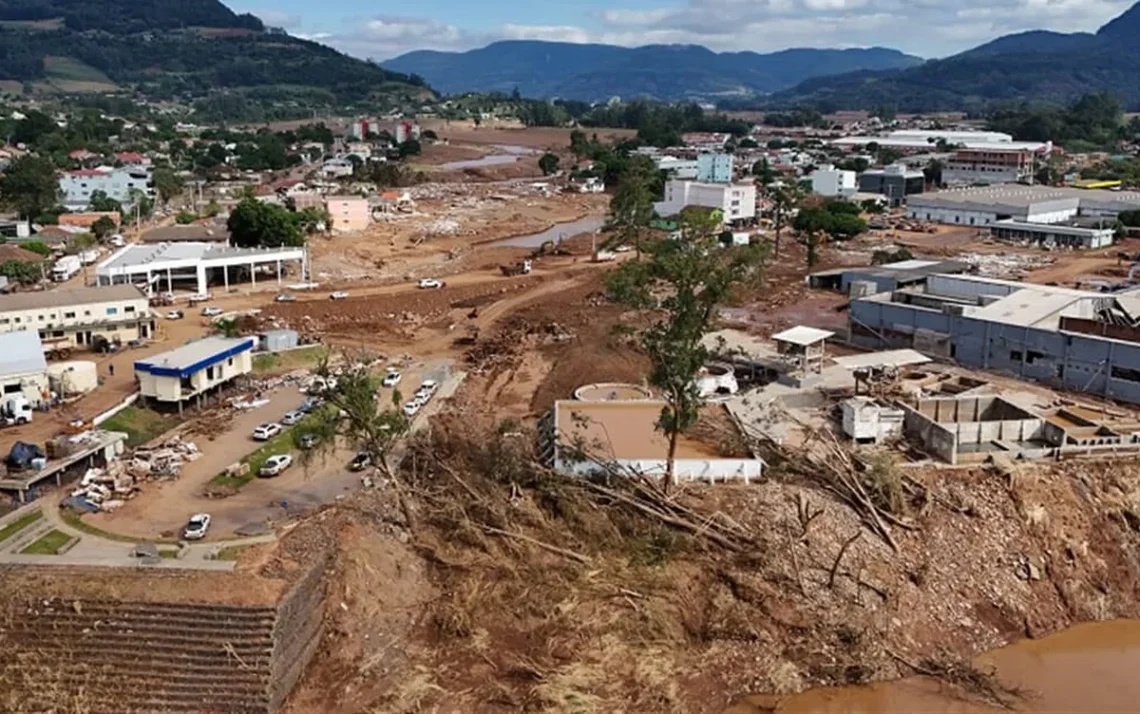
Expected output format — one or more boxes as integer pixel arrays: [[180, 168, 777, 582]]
[[0, 395, 33, 426], [52, 255, 82, 282], [79, 249, 100, 265]]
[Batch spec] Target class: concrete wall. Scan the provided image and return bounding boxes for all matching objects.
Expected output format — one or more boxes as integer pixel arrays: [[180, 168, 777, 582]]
[[903, 406, 959, 463], [556, 456, 763, 483], [269, 552, 329, 711]]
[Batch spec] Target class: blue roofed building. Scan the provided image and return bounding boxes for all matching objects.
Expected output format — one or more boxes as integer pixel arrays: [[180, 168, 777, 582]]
[[134, 336, 255, 412]]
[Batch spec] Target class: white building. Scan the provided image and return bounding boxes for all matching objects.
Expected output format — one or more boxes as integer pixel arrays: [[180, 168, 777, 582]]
[[0, 330, 50, 406], [831, 130, 1048, 153], [319, 159, 354, 179], [96, 242, 306, 296], [59, 167, 154, 211], [654, 180, 756, 224], [905, 185, 1083, 227], [809, 165, 857, 198], [0, 285, 155, 350], [655, 156, 699, 179], [134, 336, 256, 412], [941, 146, 1050, 186], [696, 153, 733, 183]]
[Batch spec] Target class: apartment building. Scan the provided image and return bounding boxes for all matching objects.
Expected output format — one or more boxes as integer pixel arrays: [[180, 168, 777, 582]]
[[59, 167, 154, 211], [696, 153, 734, 183], [654, 180, 757, 224], [326, 196, 371, 232], [809, 165, 858, 198], [0, 285, 154, 351], [942, 148, 1040, 186]]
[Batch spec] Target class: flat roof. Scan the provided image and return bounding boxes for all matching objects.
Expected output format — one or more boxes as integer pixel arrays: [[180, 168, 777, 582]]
[[0, 330, 47, 376], [98, 242, 304, 274], [0, 285, 146, 313], [971, 289, 1084, 329], [992, 219, 1114, 238], [554, 400, 721, 460], [832, 349, 931, 370], [141, 225, 230, 243], [135, 337, 255, 378], [772, 326, 835, 346], [909, 184, 1140, 214], [881, 259, 940, 270], [834, 137, 1047, 152]]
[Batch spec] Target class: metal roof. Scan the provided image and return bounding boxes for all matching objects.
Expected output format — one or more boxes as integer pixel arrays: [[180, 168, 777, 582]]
[[99, 242, 303, 273], [0, 330, 47, 377], [134, 337, 255, 378], [0, 285, 146, 313], [832, 350, 931, 370], [771, 326, 835, 346]]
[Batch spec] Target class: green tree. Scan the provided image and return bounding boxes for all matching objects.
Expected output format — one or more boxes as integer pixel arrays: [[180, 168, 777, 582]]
[[538, 152, 560, 176], [295, 206, 330, 235], [752, 157, 775, 185], [175, 210, 198, 225], [204, 199, 222, 218], [88, 190, 123, 214], [227, 198, 304, 248], [152, 167, 184, 205], [609, 155, 656, 257], [569, 129, 590, 161], [0, 156, 60, 220], [769, 183, 805, 259], [794, 206, 831, 268], [21, 241, 52, 257], [605, 211, 769, 491], [0, 259, 44, 285], [397, 139, 422, 159], [90, 215, 117, 241]]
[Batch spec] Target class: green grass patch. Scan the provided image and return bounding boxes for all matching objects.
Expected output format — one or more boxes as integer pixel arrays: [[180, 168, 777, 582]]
[[60, 509, 179, 545], [43, 55, 113, 83], [20, 529, 72, 555], [100, 406, 179, 447], [0, 510, 43, 545], [159, 549, 180, 559], [252, 345, 328, 375], [211, 430, 295, 490], [215, 545, 249, 561]]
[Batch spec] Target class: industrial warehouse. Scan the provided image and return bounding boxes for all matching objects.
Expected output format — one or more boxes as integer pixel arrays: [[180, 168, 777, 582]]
[[95, 242, 307, 296], [848, 273, 1140, 405]]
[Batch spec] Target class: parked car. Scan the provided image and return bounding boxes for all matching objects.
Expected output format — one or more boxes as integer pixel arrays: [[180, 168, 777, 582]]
[[281, 410, 304, 426], [201, 306, 223, 317], [417, 279, 443, 289], [275, 294, 297, 303], [126, 339, 144, 349], [415, 379, 439, 400], [166, 310, 184, 320], [299, 397, 322, 413], [259, 454, 293, 477], [188, 292, 212, 303], [381, 371, 402, 388], [349, 452, 372, 471], [252, 422, 283, 441], [182, 513, 211, 540], [329, 291, 349, 300], [403, 401, 422, 417]]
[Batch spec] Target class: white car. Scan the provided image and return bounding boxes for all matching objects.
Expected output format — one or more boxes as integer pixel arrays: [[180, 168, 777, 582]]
[[252, 422, 283, 441], [417, 279, 443, 289], [281, 410, 304, 426], [165, 310, 184, 320], [189, 292, 212, 303], [275, 294, 297, 303], [201, 306, 223, 317], [403, 401, 422, 417], [382, 371, 402, 388], [259, 454, 293, 477], [183, 513, 211, 540], [415, 379, 439, 399], [330, 291, 349, 300]]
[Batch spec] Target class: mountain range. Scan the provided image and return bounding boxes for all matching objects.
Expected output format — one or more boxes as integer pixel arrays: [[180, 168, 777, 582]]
[[382, 42, 923, 102], [0, 0, 428, 103], [770, 1, 1140, 111]]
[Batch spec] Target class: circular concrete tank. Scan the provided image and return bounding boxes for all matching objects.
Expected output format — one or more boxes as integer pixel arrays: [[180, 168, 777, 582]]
[[573, 383, 653, 401]]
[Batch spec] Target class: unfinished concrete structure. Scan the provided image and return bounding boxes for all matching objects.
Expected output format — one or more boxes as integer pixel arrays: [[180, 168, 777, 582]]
[[771, 326, 833, 385], [849, 274, 1140, 406], [841, 397, 905, 444], [903, 395, 1053, 465]]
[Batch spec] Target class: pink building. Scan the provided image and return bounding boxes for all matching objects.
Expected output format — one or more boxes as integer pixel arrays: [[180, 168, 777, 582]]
[[325, 196, 370, 233]]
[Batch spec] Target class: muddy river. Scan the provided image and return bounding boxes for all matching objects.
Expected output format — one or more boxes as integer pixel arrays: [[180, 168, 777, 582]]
[[728, 620, 1140, 713], [440, 144, 536, 170], [490, 215, 607, 248]]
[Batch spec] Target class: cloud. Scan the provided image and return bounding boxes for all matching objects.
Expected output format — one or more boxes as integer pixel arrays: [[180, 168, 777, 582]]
[[319, 0, 1135, 61]]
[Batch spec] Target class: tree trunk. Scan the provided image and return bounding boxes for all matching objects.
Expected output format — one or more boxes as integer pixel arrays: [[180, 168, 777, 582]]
[[774, 206, 783, 259], [664, 425, 680, 494]]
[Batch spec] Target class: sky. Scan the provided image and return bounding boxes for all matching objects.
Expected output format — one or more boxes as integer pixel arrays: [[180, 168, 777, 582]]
[[229, 0, 1136, 61]]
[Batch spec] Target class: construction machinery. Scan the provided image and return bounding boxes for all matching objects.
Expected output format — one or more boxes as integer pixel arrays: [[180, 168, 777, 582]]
[[500, 259, 533, 277]]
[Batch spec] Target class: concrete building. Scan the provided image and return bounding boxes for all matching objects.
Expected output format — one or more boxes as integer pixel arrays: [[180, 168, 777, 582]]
[[696, 153, 733, 183], [325, 196, 371, 233], [942, 147, 1041, 186], [654, 180, 756, 224], [832, 131, 1049, 153], [848, 273, 1140, 406], [989, 218, 1115, 249], [809, 164, 857, 198], [96, 243, 306, 296], [59, 167, 154, 211], [772, 326, 833, 384], [350, 118, 381, 140], [135, 336, 256, 412], [0, 285, 154, 350], [656, 156, 699, 179], [902, 395, 1052, 465], [841, 397, 905, 444], [0, 219, 31, 240], [809, 259, 969, 296], [906, 185, 1081, 227], [544, 399, 763, 482], [859, 164, 925, 206], [319, 159, 354, 179], [0, 330, 49, 406]]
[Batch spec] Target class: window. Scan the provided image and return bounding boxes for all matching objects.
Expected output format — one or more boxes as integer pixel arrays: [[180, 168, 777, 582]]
[[1112, 366, 1140, 383], [3, 384, 19, 394], [106, 307, 118, 316], [37, 315, 44, 321], [0, 319, 7, 325], [124, 306, 135, 313], [1010, 350, 1023, 361], [227, 358, 234, 367], [84, 311, 91, 317], [13, 318, 20, 324], [52, 330, 64, 338], [64, 312, 75, 318], [206, 366, 216, 380]]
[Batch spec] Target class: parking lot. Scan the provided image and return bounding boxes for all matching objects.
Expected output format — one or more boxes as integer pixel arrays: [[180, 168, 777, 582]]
[[82, 358, 456, 540]]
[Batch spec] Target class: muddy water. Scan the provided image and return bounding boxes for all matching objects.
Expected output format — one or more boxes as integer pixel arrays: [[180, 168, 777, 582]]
[[728, 620, 1140, 714], [440, 144, 536, 170], [489, 215, 607, 248]]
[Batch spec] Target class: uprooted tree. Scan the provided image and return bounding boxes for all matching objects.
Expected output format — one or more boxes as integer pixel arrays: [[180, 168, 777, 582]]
[[606, 210, 769, 491]]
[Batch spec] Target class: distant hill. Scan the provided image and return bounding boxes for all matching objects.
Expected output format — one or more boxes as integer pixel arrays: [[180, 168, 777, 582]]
[[0, 0, 429, 102], [382, 40, 923, 101], [770, 1, 1140, 111]]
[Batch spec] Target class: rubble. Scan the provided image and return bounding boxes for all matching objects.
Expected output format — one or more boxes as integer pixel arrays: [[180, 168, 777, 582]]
[[960, 251, 1055, 278]]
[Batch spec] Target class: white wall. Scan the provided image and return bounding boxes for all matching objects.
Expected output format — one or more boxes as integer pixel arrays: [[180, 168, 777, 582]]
[[907, 205, 998, 226], [556, 456, 763, 482], [811, 168, 856, 197]]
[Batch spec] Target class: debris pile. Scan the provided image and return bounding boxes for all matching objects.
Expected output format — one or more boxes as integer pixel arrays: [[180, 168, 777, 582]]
[[961, 251, 1054, 278], [69, 462, 135, 510], [465, 316, 575, 372], [126, 436, 201, 481]]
